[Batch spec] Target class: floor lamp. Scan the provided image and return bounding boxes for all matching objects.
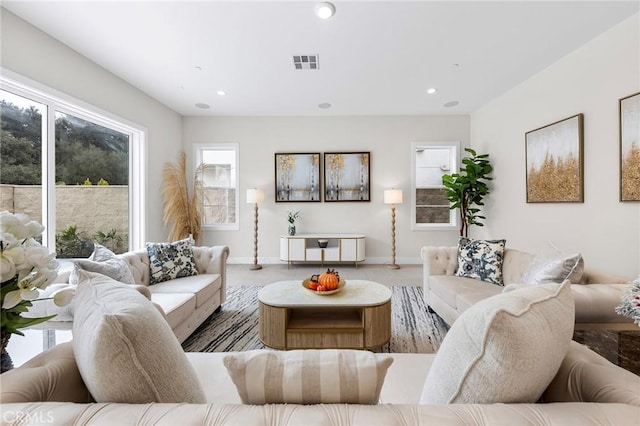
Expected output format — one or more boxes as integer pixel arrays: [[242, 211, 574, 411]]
[[384, 189, 403, 269], [246, 188, 265, 270]]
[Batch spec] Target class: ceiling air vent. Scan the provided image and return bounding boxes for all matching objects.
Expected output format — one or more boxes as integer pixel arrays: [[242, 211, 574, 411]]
[[293, 54, 319, 70]]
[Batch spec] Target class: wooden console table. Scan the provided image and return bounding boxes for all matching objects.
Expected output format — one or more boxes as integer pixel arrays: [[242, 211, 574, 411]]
[[258, 280, 391, 350], [279, 234, 365, 267]]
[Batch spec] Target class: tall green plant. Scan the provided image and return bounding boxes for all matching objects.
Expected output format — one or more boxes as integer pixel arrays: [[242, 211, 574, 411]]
[[442, 148, 493, 237]]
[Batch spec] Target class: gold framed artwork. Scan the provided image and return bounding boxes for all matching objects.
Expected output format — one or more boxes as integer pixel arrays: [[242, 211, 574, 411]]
[[274, 153, 321, 202], [620, 92, 640, 202], [525, 114, 584, 203], [324, 152, 370, 202]]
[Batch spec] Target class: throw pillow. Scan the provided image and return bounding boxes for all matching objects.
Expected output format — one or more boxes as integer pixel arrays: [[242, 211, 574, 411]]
[[455, 237, 506, 285], [522, 252, 584, 285], [146, 237, 198, 285], [70, 243, 135, 285], [72, 269, 206, 403], [223, 349, 394, 405], [420, 280, 574, 404]]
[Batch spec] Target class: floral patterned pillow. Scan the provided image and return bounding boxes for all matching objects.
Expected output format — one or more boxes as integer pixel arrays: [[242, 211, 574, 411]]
[[455, 237, 506, 285], [146, 237, 198, 285]]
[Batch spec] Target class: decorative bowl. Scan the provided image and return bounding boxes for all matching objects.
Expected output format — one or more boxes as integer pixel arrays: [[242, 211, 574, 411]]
[[317, 239, 329, 248], [302, 278, 346, 295]]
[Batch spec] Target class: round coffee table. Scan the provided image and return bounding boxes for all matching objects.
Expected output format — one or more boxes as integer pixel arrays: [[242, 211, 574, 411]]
[[258, 280, 392, 350]]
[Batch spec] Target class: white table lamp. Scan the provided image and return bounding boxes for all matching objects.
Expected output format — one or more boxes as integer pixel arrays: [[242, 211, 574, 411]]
[[247, 188, 265, 270], [384, 189, 403, 269]]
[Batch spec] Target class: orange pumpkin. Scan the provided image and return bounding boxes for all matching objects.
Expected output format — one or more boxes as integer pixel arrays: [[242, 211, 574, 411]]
[[318, 268, 340, 291]]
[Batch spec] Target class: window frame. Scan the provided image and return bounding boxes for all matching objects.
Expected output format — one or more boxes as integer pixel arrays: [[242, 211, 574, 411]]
[[0, 68, 146, 251], [194, 143, 240, 231], [411, 141, 460, 231]]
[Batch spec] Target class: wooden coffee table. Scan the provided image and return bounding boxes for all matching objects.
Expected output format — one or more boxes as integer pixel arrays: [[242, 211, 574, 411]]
[[258, 280, 392, 350]]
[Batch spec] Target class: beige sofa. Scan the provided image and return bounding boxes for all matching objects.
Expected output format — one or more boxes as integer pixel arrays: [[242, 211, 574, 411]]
[[421, 246, 634, 330], [39, 245, 229, 343], [1, 340, 639, 425]]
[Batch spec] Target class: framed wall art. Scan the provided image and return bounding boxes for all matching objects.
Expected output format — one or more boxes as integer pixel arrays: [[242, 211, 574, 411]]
[[525, 114, 584, 203], [274, 153, 321, 202], [324, 152, 370, 202], [620, 92, 640, 202]]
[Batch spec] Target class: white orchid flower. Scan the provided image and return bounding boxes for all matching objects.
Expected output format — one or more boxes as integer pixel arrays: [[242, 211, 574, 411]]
[[22, 240, 57, 270], [2, 281, 39, 309], [53, 287, 75, 307], [0, 244, 26, 283], [0, 211, 43, 240]]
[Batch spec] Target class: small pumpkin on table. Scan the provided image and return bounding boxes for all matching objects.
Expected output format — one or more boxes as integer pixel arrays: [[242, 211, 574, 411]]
[[309, 268, 340, 292]]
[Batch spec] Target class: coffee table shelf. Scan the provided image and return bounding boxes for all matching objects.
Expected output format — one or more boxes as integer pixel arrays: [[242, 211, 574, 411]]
[[258, 280, 391, 350]]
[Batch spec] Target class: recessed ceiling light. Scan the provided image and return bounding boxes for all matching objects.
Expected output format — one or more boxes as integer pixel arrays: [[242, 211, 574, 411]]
[[216, 90, 227, 96], [314, 2, 335, 19], [318, 102, 332, 109], [195, 103, 210, 109], [443, 101, 459, 108], [427, 88, 437, 95], [195, 66, 203, 71]]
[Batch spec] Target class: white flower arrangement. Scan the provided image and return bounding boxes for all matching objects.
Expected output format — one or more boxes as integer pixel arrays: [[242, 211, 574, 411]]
[[0, 211, 74, 337], [616, 277, 640, 326]]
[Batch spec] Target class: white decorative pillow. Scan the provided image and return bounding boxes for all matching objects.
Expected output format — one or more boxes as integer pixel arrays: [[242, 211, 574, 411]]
[[420, 281, 574, 404], [455, 237, 506, 285], [146, 237, 198, 285], [522, 253, 584, 285], [223, 349, 393, 405], [70, 243, 135, 285], [72, 270, 206, 403]]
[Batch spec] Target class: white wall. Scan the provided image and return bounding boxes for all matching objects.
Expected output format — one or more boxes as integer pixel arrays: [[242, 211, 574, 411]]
[[471, 13, 640, 278], [183, 116, 469, 263], [0, 8, 183, 243]]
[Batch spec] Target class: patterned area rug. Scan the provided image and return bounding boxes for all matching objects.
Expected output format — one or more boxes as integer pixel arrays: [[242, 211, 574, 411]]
[[182, 285, 449, 353]]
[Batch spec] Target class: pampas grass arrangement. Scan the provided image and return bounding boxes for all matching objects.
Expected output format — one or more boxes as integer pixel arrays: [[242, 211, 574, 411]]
[[162, 151, 204, 244]]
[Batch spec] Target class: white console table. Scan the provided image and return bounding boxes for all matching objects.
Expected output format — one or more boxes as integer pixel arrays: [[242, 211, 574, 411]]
[[280, 234, 366, 268]]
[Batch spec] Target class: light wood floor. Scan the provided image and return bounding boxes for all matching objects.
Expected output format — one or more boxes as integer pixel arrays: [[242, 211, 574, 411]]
[[226, 263, 423, 287]]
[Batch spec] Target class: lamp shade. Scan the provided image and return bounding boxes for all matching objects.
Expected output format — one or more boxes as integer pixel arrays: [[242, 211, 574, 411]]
[[384, 189, 403, 204], [246, 188, 265, 204]]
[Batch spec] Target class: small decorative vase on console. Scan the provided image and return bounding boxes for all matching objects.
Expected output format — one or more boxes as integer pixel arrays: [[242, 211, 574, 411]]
[[288, 224, 296, 236]]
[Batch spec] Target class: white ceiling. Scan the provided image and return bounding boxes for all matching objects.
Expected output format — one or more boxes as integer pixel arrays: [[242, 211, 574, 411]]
[[3, 1, 638, 117]]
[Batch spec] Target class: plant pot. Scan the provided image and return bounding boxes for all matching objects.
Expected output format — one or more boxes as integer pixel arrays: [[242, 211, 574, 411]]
[[1, 330, 14, 373], [288, 224, 296, 236]]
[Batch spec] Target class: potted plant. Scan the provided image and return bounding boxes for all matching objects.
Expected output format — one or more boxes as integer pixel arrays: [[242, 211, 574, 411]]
[[287, 211, 300, 236], [442, 148, 493, 237]]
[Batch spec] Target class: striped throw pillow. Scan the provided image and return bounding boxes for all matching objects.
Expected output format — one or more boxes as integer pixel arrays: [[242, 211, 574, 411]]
[[223, 349, 393, 404]]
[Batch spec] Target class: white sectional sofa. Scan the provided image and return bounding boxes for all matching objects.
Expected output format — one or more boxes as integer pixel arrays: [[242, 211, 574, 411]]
[[1, 340, 639, 425], [421, 246, 634, 329], [40, 245, 229, 343]]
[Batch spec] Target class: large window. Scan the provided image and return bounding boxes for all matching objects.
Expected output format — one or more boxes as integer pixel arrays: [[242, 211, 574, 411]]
[[194, 144, 239, 230], [1, 71, 145, 255], [411, 141, 459, 230]]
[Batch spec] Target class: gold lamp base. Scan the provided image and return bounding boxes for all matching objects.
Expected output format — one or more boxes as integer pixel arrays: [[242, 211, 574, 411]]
[[386, 263, 400, 270], [249, 264, 262, 270]]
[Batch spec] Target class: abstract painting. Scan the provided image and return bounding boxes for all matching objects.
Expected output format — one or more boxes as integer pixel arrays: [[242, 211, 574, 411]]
[[525, 114, 584, 203], [324, 152, 370, 202], [274, 153, 321, 202], [620, 92, 640, 201]]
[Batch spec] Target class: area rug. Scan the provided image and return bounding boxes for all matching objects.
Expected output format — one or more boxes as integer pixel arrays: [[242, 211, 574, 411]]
[[182, 285, 448, 353]]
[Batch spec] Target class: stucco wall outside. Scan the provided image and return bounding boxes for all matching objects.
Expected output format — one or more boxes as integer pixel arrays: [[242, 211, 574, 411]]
[[0, 184, 128, 238]]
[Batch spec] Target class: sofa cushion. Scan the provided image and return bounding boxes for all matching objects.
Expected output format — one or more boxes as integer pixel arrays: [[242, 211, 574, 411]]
[[455, 237, 506, 285], [223, 349, 393, 405], [148, 273, 220, 308], [71, 243, 135, 284], [146, 237, 198, 285], [429, 275, 501, 311], [72, 270, 206, 404], [522, 252, 584, 285], [150, 292, 197, 329], [420, 281, 574, 404]]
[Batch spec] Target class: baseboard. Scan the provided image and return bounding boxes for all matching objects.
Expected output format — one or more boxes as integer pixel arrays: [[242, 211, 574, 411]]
[[228, 256, 422, 265]]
